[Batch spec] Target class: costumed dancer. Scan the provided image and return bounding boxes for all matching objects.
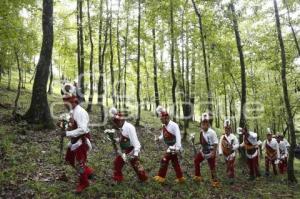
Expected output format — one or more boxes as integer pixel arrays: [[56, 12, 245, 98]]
[[218, 119, 239, 184], [153, 106, 185, 184], [276, 133, 288, 175], [109, 108, 148, 183], [194, 113, 220, 187], [239, 127, 261, 180], [262, 128, 280, 176], [59, 83, 94, 193]]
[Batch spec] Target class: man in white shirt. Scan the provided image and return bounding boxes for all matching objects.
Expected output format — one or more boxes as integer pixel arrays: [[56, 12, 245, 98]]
[[262, 128, 279, 176], [262, 128, 280, 176], [194, 113, 219, 187], [276, 133, 288, 174], [219, 119, 239, 184], [239, 127, 261, 180], [59, 83, 93, 193], [153, 106, 185, 184], [111, 111, 148, 183]]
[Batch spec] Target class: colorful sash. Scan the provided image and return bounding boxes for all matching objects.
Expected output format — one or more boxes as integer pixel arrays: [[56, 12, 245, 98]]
[[266, 143, 277, 160], [163, 126, 176, 146], [244, 136, 256, 155], [200, 131, 211, 154], [119, 134, 132, 150], [221, 135, 234, 157]]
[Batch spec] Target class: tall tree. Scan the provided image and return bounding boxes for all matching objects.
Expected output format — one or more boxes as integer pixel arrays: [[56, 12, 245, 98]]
[[98, 0, 109, 122], [273, 0, 297, 183], [136, 0, 142, 126], [77, 0, 85, 99], [23, 0, 53, 128], [152, 27, 160, 109], [123, 5, 129, 109], [86, 0, 94, 112], [229, 2, 247, 131], [283, 0, 300, 56], [47, 62, 53, 94], [13, 48, 22, 119], [191, 0, 212, 112], [109, 3, 115, 106], [116, 0, 122, 109], [170, 0, 177, 121]]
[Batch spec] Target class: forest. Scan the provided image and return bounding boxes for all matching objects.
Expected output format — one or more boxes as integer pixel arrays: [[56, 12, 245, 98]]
[[0, 0, 300, 198]]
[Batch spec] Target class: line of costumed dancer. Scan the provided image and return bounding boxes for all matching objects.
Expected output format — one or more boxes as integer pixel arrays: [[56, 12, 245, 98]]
[[57, 83, 290, 193]]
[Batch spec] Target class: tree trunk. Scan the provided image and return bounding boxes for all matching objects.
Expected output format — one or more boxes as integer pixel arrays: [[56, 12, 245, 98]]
[[229, 2, 247, 158], [273, 0, 297, 183], [87, 0, 94, 112], [283, 0, 300, 56], [191, 0, 212, 112], [30, 58, 36, 84], [78, 0, 85, 99], [13, 48, 22, 118], [109, 5, 115, 106], [48, 62, 53, 94], [7, 64, 11, 90], [136, 0, 142, 126], [170, 0, 177, 121], [23, 0, 53, 128], [152, 27, 160, 109], [123, 9, 129, 109], [116, 0, 122, 109], [76, 0, 85, 102], [98, 0, 109, 122], [191, 43, 196, 121], [0, 63, 2, 83]]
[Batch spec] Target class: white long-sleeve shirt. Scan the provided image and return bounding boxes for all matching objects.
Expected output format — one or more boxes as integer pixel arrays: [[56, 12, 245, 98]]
[[159, 120, 182, 150], [240, 131, 258, 159], [219, 133, 239, 160], [262, 138, 280, 159], [121, 121, 141, 156], [278, 140, 288, 159], [66, 105, 90, 137], [202, 128, 219, 146]]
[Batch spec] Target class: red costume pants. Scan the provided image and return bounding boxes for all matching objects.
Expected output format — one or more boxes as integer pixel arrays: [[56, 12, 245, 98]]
[[157, 153, 183, 178], [194, 152, 216, 177], [247, 155, 260, 177], [265, 157, 278, 175], [113, 150, 148, 182], [225, 158, 235, 178], [65, 140, 93, 190], [278, 158, 287, 174]]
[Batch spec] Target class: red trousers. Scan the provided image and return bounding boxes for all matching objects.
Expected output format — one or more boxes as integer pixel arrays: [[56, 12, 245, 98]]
[[157, 153, 183, 178], [278, 158, 287, 174], [265, 157, 277, 175], [65, 143, 89, 167], [65, 141, 93, 190], [225, 158, 235, 178], [194, 152, 216, 177], [113, 149, 148, 182], [247, 155, 260, 177]]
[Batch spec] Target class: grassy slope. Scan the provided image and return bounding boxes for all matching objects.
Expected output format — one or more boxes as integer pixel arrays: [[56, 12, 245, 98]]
[[0, 75, 300, 198]]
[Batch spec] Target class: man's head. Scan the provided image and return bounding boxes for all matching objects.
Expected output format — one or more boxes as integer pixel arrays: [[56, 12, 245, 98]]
[[160, 112, 170, 125], [276, 132, 284, 142], [62, 83, 78, 110], [224, 119, 231, 135], [156, 106, 170, 125], [266, 128, 273, 141], [201, 113, 210, 131], [113, 113, 125, 128]]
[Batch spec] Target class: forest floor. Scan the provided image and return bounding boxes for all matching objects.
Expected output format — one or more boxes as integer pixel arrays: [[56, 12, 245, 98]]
[[0, 84, 300, 199]]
